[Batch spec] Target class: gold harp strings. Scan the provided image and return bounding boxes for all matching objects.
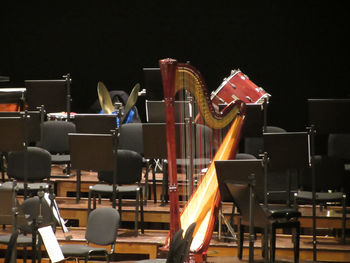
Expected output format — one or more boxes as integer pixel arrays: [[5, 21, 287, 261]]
[[172, 64, 245, 253]]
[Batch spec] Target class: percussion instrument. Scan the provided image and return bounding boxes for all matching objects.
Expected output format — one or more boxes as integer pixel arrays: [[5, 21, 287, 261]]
[[211, 69, 270, 112], [97, 82, 114, 114], [97, 81, 140, 124]]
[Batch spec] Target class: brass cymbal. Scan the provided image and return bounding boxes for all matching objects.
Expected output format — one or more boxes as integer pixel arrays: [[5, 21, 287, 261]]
[[97, 81, 114, 114], [121, 83, 140, 123]]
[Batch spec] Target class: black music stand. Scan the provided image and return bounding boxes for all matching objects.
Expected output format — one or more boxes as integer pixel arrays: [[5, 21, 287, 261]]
[[0, 185, 27, 226], [143, 122, 194, 204], [25, 75, 72, 120], [74, 114, 117, 134], [263, 132, 310, 206], [145, 100, 196, 123], [0, 76, 10, 87], [0, 117, 27, 152], [0, 111, 42, 182], [0, 111, 42, 144], [0, 186, 27, 263], [241, 103, 265, 138], [0, 116, 30, 262], [308, 99, 350, 134], [143, 68, 163, 101], [68, 132, 117, 204], [142, 123, 169, 205], [307, 98, 350, 261], [0, 117, 29, 195], [215, 159, 265, 263]]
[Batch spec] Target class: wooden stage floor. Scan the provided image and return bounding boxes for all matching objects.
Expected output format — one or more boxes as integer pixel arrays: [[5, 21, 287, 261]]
[[5, 194, 350, 262], [1, 167, 350, 262], [1, 225, 349, 262]]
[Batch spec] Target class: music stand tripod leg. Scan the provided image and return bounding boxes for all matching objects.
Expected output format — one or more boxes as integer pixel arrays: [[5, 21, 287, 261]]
[[75, 170, 81, 203], [248, 174, 255, 263]]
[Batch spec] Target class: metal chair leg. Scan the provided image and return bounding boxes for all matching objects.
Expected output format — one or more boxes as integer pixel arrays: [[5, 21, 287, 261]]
[[269, 224, 276, 263], [237, 218, 243, 260], [135, 190, 139, 236], [88, 188, 92, 214], [140, 187, 144, 234], [294, 222, 300, 263]]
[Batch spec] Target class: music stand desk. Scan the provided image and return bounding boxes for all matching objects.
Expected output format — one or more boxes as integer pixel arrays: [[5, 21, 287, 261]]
[[308, 99, 350, 134], [263, 132, 309, 171], [241, 104, 264, 138], [0, 187, 26, 226], [307, 98, 350, 261], [215, 159, 264, 263], [25, 79, 68, 113], [263, 132, 310, 207], [74, 114, 117, 134], [68, 133, 116, 203], [145, 100, 197, 123]]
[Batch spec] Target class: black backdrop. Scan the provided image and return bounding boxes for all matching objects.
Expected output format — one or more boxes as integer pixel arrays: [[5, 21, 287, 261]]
[[1, 1, 349, 131]]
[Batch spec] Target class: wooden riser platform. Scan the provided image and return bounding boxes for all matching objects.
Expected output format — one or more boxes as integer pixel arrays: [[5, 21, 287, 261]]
[[51, 197, 350, 230], [4, 167, 350, 262], [51, 167, 200, 201], [0, 227, 349, 262]]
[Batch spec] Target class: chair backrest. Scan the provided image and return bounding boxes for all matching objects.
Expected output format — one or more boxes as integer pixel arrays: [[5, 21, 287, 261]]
[[328, 133, 350, 162], [299, 155, 345, 192], [166, 229, 184, 263], [4, 231, 19, 263], [235, 153, 256, 160], [19, 196, 57, 233], [41, 121, 76, 153], [7, 146, 51, 181], [180, 222, 197, 263], [118, 123, 144, 156], [98, 149, 143, 185], [85, 207, 120, 246], [244, 126, 286, 158]]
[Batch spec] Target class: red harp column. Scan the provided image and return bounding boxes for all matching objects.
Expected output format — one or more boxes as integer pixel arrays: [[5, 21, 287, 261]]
[[159, 58, 181, 238]]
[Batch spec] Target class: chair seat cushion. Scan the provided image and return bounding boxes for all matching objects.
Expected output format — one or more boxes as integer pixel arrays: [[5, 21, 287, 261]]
[[136, 259, 167, 263], [265, 206, 301, 219], [0, 234, 32, 245], [90, 184, 140, 193], [1, 181, 49, 191], [296, 191, 344, 201], [60, 244, 107, 256], [89, 184, 115, 193], [51, 154, 70, 163]]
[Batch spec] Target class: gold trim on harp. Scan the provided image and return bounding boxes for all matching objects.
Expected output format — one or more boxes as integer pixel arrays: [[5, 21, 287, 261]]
[[175, 64, 240, 129]]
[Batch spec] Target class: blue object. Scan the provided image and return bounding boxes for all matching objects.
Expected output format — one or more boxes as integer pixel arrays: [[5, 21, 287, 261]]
[[99, 109, 135, 127]]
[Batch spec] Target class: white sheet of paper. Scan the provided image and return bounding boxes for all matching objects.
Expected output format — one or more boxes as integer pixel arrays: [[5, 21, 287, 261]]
[[38, 226, 65, 263]]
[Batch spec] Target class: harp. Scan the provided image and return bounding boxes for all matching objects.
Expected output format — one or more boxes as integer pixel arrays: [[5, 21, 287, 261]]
[[159, 58, 246, 260]]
